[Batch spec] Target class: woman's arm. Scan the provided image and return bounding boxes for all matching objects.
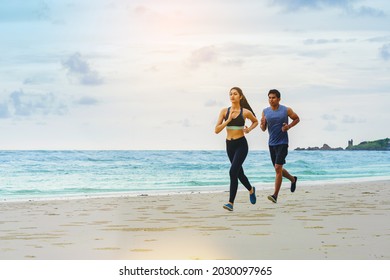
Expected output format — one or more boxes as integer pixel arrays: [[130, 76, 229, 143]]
[[214, 108, 231, 134], [243, 109, 259, 134]]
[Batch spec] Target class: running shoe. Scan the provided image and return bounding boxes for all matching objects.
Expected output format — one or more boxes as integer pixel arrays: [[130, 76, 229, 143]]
[[223, 203, 233, 211], [291, 176, 298, 193], [250, 187, 256, 204], [267, 195, 277, 203]]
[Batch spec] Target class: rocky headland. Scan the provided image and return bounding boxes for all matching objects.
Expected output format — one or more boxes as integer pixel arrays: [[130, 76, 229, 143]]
[[295, 138, 390, 151]]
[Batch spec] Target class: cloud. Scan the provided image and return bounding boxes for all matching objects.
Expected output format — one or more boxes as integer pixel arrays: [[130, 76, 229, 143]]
[[185, 44, 260, 69], [321, 113, 365, 124], [303, 38, 342, 45], [76, 96, 99, 106], [146, 65, 159, 72], [0, 90, 99, 119], [134, 6, 151, 15], [163, 118, 193, 128], [0, 102, 10, 119], [270, 0, 351, 11], [182, 119, 190, 128], [2, 90, 67, 118], [223, 43, 266, 58], [222, 58, 244, 67], [322, 114, 337, 120], [23, 76, 55, 85], [367, 35, 390, 43], [352, 5, 385, 17], [324, 121, 338, 131], [0, 1, 50, 22], [62, 52, 104, 86], [379, 43, 390, 61], [185, 46, 218, 69], [270, 0, 385, 16], [342, 115, 365, 123], [204, 99, 217, 107]]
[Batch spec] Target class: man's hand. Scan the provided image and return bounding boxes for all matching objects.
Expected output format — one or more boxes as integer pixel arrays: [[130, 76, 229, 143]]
[[282, 123, 290, 132]]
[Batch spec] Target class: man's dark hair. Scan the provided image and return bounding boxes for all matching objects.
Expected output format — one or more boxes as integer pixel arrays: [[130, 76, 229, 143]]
[[268, 89, 281, 98]]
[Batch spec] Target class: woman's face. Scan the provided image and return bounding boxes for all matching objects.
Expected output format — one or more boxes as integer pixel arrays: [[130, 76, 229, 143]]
[[229, 89, 241, 103]]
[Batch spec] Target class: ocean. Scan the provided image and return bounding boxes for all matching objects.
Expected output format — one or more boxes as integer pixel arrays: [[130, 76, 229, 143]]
[[1, 150, 389, 201]]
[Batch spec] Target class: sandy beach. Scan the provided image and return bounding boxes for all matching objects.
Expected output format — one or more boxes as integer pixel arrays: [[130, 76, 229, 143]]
[[1, 179, 389, 260]]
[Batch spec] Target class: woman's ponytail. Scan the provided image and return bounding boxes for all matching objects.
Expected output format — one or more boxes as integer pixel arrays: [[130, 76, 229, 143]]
[[230, 87, 256, 116]]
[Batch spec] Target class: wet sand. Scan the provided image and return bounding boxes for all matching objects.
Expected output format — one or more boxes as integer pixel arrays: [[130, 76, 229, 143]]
[[1, 179, 389, 259]]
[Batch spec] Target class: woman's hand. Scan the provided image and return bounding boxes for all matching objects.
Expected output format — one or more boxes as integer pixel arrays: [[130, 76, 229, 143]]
[[226, 109, 236, 122]]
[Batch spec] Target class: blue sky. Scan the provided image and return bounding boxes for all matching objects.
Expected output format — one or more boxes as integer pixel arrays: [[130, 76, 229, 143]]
[[1, 0, 389, 150]]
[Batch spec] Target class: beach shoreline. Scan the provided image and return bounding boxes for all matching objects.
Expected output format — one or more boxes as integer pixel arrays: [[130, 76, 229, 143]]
[[1, 179, 389, 260], [3, 175, 390, 203]]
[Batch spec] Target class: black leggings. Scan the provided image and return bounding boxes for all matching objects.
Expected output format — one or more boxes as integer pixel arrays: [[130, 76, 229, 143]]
[[226, 137, 252, 203]]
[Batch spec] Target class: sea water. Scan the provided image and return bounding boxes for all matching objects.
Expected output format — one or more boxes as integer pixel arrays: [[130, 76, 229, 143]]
[[0, 150, 389, 201]]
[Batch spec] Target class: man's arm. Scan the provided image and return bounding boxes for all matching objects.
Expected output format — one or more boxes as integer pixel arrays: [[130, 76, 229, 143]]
[[260, 111, 267, 132], [282, 107, 300, 132]]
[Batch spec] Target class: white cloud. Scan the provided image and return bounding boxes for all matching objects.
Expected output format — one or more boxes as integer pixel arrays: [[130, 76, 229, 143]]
[[342, 115, 365, 124], [324, 121, 338, 131], [76, 96, 99, 106], [62, 53, 104, 86], [185, 46, 218, 69], [350, 5, 386, 17], [303, 38, 342, 45], [322, 114, 337, 120], [270, 0, 385, 17], [270, 0, 351, 11], [379, 43, 390, 60], [0, 102, 10, 118], [4, 90, 67, 118], [204, 99, 218, 107], [0, 1, 51, 22], [367, 35, 390, 43]]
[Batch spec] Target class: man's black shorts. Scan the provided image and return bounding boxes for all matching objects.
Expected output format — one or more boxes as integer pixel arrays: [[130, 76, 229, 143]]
[[269, 144, 288, 166]]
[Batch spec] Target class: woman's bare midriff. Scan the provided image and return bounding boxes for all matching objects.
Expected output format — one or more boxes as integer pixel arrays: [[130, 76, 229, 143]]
[[226, 129, 244, 140]]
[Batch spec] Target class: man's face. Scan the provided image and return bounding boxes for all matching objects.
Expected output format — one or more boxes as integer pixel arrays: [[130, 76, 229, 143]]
[[268, 93, 280, 107]]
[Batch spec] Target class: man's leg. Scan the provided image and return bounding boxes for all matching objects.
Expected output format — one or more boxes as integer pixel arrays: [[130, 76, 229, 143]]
[[283, 168, 298, 192], [282, 168, 294, 182], [274, 164, 283, 197]]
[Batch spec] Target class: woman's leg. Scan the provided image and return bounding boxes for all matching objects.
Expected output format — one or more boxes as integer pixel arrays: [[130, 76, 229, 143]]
[[236, 139, 252, 192], [226, 140, 237, 204], [226, 138, 250, 204]]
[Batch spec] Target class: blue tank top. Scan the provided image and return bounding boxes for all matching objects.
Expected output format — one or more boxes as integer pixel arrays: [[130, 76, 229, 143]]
[[263, 105, 289, 146]]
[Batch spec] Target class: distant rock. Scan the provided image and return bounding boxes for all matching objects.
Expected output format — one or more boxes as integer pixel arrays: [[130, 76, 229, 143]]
[[346, 138, 390, 151], [295, 138, 390, 151], [321, 144, 344, 151], [295, 143, 343, 151]]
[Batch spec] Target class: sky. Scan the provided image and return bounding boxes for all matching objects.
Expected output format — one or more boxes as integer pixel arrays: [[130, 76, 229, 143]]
[[1, 0, 390, 150]]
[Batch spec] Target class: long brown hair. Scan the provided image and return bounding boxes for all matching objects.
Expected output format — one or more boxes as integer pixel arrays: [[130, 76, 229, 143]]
[[230, 87, 256, 116]]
